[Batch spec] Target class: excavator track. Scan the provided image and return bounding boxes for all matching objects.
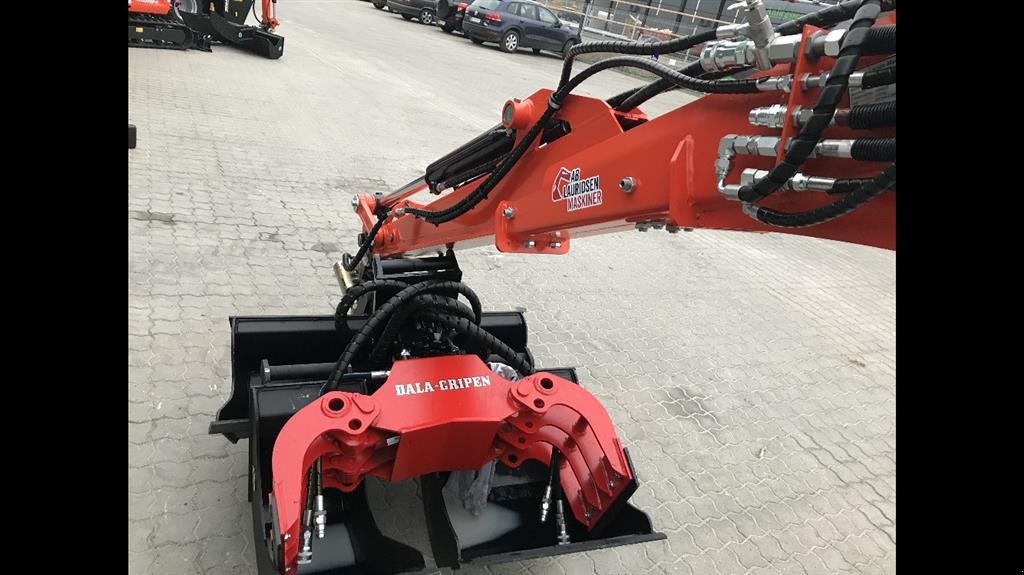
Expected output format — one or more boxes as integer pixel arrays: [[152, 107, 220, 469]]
[[128, 12, 212, 52]]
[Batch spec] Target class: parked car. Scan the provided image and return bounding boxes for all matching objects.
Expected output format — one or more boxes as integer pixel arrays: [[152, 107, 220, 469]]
[[386, 0, 437, 24], [462, 0, 581, 55], [436, 0, 470, 33]]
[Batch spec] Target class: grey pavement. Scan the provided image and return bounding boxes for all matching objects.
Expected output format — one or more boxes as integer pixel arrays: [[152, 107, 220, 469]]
[[128, 2, 896, 573]]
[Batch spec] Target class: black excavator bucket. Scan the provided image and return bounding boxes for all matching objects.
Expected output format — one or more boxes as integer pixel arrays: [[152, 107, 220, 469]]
[[209, 254, 664, 574], [209, 13, 284, 60], [178, 1, 284, 59]]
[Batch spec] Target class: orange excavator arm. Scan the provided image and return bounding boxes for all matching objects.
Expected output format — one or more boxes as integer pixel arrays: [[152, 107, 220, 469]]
[[346, 1, 895, 267]]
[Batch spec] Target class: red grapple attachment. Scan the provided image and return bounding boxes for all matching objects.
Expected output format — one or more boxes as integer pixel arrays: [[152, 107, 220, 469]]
[[270, 355, 638, 574]]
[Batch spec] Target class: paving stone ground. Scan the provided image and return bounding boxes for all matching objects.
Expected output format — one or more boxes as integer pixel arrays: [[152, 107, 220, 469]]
[[128, 3, 896, 573]]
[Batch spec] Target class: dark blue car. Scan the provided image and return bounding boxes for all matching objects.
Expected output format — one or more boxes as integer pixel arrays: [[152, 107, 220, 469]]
[[461, 0, 580, 55]]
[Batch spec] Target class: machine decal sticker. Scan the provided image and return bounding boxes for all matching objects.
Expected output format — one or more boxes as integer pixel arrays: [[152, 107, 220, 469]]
[[395, 375, 492, 396], [552, 167, 603, 212]]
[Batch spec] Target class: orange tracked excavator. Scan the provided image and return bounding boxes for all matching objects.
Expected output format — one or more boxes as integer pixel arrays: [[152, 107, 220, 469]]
[[128, 0, 283, 59]]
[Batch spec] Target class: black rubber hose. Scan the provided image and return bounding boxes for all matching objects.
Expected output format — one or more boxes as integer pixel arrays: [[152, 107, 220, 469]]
[[845, 102, 895, 129], [610, 0, 896, 112], [335, 278, 483, 331], [738, 0, 883, 204], [324, 281, 483, 392], [558, 29, 718, 90], [435, 156, 504, 192], [556, 57, 761, 102], [777, 0, 867, 35], [366, 293, 477, 365], [404, 106, 558, 224], [860, 65, 896, 88], [610, 62, 744, 111], [402, 0, 891, 225], [862, 25, 895, 55], [335, 280, 412, 333], [407, 57, 758, 225], [850, 137, 895, 161], [344, 212, 388, 271], [748, 162, 895, 227], [548, 448, 563, 506], [828, 178, 895, 195], [417, 311, 535, 375]]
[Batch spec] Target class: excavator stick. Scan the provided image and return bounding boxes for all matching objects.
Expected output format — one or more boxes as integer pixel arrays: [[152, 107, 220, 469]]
[[179, 0, 285, 59]]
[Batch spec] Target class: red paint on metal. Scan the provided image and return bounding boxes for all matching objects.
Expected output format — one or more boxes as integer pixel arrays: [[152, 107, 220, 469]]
[[269, 355, 635, 573]]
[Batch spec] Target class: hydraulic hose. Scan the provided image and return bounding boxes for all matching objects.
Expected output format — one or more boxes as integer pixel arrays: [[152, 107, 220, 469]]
[[828, 177, 894, 195], [404, 106, 558, 224], [862, 24, 895, 55], [324, 280, 483, 392], [609, 0, 895, 112], [738, 0, 883, 204], [841, 102, 895, 129], [746, 162, 895, 227], [609, 62, 745, 111], [343, 211, 388, 271], [860, 65, 896, 88], [335, 279, 412, 333], [850, 137, 895, 161], [417, 310, 535, 375], [435, 156, 504, 192], [558, 29, 718, 90], [366, 293, 478, 365], [556, 57, 761, 102]]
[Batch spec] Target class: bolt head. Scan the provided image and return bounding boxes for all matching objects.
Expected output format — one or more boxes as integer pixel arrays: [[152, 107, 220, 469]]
[[549, 241, 562, 249], [351, 195, 360, 211], [502, 207, 516, 219], [524, 240, 536, 248], [619, 177, 635, 193]]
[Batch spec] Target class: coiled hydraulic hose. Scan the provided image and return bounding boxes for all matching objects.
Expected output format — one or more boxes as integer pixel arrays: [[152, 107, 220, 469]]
[[841, 102, 895, 129], [746, 162, 895, 227], [860, 64, 896, 89], [367, 293, 478, 365], [417, 310, 534, 375], [335, 279, 412, 333], [324, 280, 484, 392], [862, 24, 895, 55], [850, 137, 895, 161], [738, 0, 883, 204], [828, 177, 894, 195]]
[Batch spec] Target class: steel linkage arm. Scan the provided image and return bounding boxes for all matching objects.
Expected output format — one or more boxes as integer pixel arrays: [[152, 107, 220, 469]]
[[353, 20, 895, 254], [269, 355, 636, 574]]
